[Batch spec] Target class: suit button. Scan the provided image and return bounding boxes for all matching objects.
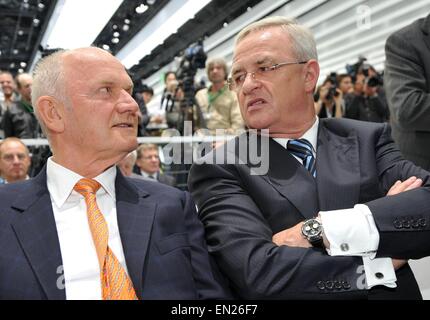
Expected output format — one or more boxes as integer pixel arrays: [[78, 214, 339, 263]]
[[375, 272, 384, 279], [402, 220, 411, 229], [393, 219, 402, 229], [419, 218, 427, 228], [340, 243, 349, 252], [411, 219, 420, 229], [325, 281, 334, 290], [342, 281, 351, 290], [317, 281, 325, 290], [334, 281, 342, 290]]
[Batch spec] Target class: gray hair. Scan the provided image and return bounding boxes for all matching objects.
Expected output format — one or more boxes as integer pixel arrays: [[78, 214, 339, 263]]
[[31, 50, 67, 137], [235, 16, 318, 61]]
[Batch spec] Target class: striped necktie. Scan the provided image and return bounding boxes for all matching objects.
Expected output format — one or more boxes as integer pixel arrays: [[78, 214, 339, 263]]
[[286, 138, 317, 177], [74, 178, 138, 300]]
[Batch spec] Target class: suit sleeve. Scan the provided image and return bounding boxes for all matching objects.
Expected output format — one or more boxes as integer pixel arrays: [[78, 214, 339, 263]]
[[188, 163, 366, 299], [384, 31, 430, 131], [365, 124, 430, 258], [181, 191, 233, 299]]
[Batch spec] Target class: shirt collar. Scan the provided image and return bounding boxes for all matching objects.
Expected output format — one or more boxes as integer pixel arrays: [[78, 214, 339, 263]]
[[273, 116, 319, 152], [140, 170, 157, 180], [46, 157, 117, 208]]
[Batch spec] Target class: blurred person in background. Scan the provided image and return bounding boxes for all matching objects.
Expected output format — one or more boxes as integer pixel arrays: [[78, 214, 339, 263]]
[[345, 68, 389, 123], [385, 13, 430, 170], [314, 76, 343, 118], [0, 137, 31, 184], [2, 73, 40, 139], [0, 71, 18, 138], [195, 58, 244, 135], [135, 143, 175, 186]]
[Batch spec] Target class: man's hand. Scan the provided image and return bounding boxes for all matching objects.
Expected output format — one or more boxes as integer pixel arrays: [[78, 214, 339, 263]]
[[272, 222, 311, 248], [387, 176, 423, 196]]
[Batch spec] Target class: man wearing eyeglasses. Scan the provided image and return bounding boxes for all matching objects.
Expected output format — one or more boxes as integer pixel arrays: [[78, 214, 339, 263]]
[[0, 137, 31, 184], [188, 16, 430, 299]]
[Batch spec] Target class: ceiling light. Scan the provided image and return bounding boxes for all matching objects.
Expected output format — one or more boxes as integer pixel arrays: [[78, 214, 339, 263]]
[[41, 0, 123, 49], [18, 69, 24, 73], [223, 22, 228, 27], [147, 0, 156, 5], [38, 3, 45, 10], [124, 19, 131, 24], [20, 62, 27, 67], [123, 24, 130, 31], [113, 31, 120, 37], [112, 38, 120, 44], [118, 0, 212, 68], [13, 49, 19, 54], [33, 18, 40, 26], [112, 24, 118, 30], [18, 30, 24, 36], [135, 4, 148, 14], [102, 44, 110, 50]]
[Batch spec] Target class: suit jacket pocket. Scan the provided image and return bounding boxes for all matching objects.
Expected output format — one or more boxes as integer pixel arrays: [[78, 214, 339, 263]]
[[157, 233, 190, 255]]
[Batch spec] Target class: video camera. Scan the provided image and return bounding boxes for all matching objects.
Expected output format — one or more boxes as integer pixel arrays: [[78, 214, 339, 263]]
[[176, 40, 207, 98], [346, 56, 383, 88], [173, 40, 207, 134], [326, 72, 339, 100]]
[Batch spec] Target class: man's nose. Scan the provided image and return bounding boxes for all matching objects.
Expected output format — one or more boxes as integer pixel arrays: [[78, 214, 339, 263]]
[[241, 73, 260, 94], [117, 90, 139, 114]]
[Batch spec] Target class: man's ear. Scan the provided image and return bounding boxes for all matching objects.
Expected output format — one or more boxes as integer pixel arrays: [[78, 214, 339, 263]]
[[303, 59, 320, 94], [36, 96, 65, 133]]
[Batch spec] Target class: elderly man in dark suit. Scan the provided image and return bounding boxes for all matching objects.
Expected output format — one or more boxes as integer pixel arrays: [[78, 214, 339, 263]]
[[0, 47, 230, 300], [384, 13, 430, 170], [188, 16, 430, 300]]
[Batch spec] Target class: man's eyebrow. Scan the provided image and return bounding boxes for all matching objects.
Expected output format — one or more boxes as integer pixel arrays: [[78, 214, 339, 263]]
[[231, 57, 273, 74]]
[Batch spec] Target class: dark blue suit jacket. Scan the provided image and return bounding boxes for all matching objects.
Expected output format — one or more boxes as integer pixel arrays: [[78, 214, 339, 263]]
[[0, 168, 231, 300], [189, 118, 430, 299]]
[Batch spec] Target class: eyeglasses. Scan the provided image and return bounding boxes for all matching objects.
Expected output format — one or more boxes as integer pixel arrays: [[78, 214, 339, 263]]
[[227, 61, 308, 92]]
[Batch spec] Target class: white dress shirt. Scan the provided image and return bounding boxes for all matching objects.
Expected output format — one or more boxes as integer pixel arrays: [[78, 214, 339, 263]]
[[273, 117, 396, 289], [47, 158, 130, 300]]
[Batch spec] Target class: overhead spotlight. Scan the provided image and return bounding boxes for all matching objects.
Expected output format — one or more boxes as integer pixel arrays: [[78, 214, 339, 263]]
[[112, 24, 118, 30], [102, 44, 110, 50], [38, 3, 45, 10], [147, 0, 156, 5], [111, 37, 120, 44], [124, 18, 131, 25], [20, 62, 27, 67], [113, 31, 120, 37], [135, 4, 148, 14], [18, 30, 24, 36], [122, 24, 130, 32], [13, 49, 19, 55], [18, 68, 24, 73], [10, 63, 15, 68], [33, 18, 40, 26], [223, 22, 228, 28]]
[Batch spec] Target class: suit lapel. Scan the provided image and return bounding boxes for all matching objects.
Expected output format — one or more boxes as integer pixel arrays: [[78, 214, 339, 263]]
[[261, 137, 319, 219], [316, 120, 361, 210], [10, 168, 66, 300], [115, 172, 155, 300]]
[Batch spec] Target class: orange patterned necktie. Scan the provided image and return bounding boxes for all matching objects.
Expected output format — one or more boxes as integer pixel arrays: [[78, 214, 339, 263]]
[[74, 178, 138, 300]]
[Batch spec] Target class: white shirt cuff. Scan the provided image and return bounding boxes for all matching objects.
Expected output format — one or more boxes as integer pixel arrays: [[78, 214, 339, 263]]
[[320, 204, 379, 257], [362, 256, 397, 289]]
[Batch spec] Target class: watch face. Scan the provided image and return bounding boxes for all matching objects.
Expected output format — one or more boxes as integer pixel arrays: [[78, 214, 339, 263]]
[[302, 219, 322, 237]]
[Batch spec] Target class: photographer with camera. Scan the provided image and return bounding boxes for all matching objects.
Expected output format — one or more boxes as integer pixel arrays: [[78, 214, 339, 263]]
[[345, 65, 389, 123], [314, 74, 343, 118]]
